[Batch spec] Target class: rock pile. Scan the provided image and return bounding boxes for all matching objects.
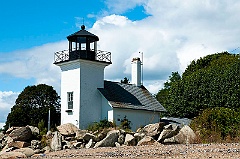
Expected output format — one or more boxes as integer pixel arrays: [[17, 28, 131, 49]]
[[0, 122, 196, 158]]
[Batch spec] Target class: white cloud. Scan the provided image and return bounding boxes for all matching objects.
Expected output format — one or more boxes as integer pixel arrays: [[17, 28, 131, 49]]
[[0, 41, 67, 93], [90, 0, 240, 93], [0, 91, 19, 124]]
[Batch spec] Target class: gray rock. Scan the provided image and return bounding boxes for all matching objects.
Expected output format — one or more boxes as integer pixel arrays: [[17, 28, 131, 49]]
[[115, 142, 121, 147], [83, 133, 96, 142], [27, 125, 39, 137], [124, 134, 136, 146], [118, 134, 125, 145], [0, 132, 4, 141], [140, 122, 165, 138], [134, 133, 145, 143], [46, 131, 53, 139], [57, 123, 79, 136], [63, 144, 71, 149], [9, 126, 32, 141], [85, 139, 95, 149], [31, 140, 41, 149], [50, 131, 62, 151], [42, 146, 51, 153], [8, 141, 30, 149], [5, 127, 19, 134], [34, 149, 41, 154], [157, 124, 180, 142], [6, 136, 13, 144], [14, 147, 35, 157], [137, 136, 160, 146], [94, 130, 120, 148], [164, 125, 196, 144], [94, 131, 107, 142], [0, 151, 27, 158], [75, 129, 88, 140]]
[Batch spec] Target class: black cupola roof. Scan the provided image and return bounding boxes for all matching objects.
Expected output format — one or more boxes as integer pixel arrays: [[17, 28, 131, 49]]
[[67, 25, 99, 42]]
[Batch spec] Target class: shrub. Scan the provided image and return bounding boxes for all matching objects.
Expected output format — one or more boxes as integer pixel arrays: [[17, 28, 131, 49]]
[[87, 119, 115, 132], [190, 107, 240, 143], [120, 116, 131, 130], [38, 120, 47, 137]]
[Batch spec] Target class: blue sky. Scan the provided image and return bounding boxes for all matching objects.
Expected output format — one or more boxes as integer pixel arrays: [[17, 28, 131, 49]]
[[1, 0, 240, 127]]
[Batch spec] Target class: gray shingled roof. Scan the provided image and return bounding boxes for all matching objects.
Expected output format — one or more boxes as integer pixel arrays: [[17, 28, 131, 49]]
[[98, 81, 166, 112]]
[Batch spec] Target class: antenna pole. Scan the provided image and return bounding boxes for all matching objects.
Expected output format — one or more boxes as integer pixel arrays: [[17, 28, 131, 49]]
[[139, 52, 143, 86]]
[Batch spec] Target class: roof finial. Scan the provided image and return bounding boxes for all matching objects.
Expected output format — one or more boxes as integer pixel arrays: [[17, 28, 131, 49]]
[[81, 25, 85, 30]]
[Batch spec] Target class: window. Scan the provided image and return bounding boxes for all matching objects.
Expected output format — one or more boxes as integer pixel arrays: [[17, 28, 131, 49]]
[[67, 92, 73, 109]]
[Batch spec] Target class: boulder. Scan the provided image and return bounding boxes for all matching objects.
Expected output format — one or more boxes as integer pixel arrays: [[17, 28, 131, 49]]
[[46, 131, 53, 139], [9, 126, 32, 141], [94, 130, 107, 142], [0, 132, 5, 141], [124, 134, 136, 146], [137, 136, 159, 146], [94, 130, 120, 148], [75, 129, 88, 140], [134, 133, 145, 143], [83, 133, 96, 142], [74, 142, 84, 149], [157, 124, 180, 142], [50, 131, 62, 151], [5, 127, 19, 134], [8, 141, 30, 149], [57, 123, 79, 136], [31, 140, 41, 149], [0, 151, 27, 158], [85, 139, 95, 149], [139, 122, 165, 138], [14, 147, 35, 157], [163, 125, 196, 144], [115, 142, 121, 147], [42, 146, 51, 153], [118, 134, 125, 145], [27, 125, 39, 137], [6, 136, 13, 144]]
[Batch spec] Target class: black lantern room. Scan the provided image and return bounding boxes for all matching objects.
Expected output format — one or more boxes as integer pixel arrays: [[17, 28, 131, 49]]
[[67, 25, 98, 61], [54, 25, 111, 64]]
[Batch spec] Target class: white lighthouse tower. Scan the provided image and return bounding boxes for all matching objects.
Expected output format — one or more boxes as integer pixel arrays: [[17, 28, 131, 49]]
[[54, 25, 111, 129]]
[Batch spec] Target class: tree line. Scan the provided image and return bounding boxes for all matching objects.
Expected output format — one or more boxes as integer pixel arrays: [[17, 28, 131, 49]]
[[156, 52, 240, 118]]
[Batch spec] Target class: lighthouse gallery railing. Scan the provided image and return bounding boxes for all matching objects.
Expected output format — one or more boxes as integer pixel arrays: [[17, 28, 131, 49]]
[[54, 49, 111, 64]]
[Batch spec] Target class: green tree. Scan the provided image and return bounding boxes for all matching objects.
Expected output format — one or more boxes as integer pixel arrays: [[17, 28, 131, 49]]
[[156, 71, 181, 115], [5, 84, 60, 130], [121, 77, 130, 84], [157, 52, 240, 118]]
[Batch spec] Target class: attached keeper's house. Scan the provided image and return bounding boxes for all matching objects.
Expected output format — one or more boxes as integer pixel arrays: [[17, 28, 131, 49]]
[[54, 25, 166, 130]]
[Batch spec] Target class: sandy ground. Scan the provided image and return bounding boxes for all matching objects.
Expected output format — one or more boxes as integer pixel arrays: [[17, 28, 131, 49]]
[[31, 143, 240, 159]]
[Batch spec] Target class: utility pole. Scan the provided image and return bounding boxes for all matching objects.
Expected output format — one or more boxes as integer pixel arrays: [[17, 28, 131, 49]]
[[48, 108, 50, 132]]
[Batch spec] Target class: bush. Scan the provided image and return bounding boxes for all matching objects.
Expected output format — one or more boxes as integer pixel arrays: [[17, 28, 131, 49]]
[[38, 120, 47, 137], [87, 119, 115, 132], [190, 107, 240, 143], [120, 116, 131, 130]]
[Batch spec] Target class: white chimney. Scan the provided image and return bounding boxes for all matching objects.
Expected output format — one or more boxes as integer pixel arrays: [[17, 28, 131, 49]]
[[131, 57, 142, 86]]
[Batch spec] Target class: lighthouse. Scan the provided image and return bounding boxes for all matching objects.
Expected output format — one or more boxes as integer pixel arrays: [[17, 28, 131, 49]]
[[54, 25, 111, 129]]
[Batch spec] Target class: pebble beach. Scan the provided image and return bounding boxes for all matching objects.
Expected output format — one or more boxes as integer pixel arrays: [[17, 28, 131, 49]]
[[33, 143, 240, 159]]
